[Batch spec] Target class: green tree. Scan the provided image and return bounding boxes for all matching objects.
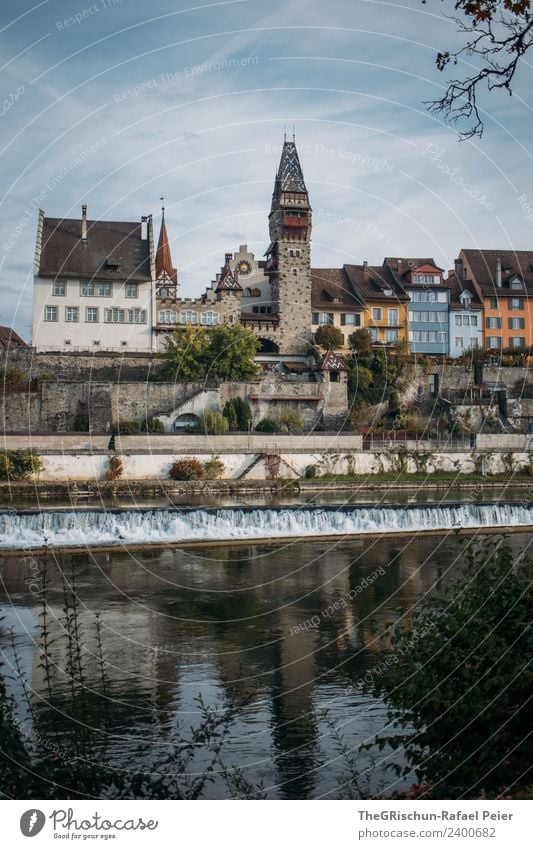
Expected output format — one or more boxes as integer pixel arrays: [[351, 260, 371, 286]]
[[315, 324, 344, 350], [363, 537, 533, 797], [198, 410, 229, 435], [348, 328, 373, 356], [159, 326, 209, 381], [207, 325, 260, 381], [223, 397, 253, 431]]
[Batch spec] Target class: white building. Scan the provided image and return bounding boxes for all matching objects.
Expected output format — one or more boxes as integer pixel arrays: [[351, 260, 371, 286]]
[[448, 274, 483, 358], [32, 206, 155, 352]]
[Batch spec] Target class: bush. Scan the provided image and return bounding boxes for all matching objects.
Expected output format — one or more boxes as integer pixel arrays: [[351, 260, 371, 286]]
[[363, 538, 533, 798], [73, 413, 89, 432], [169, 458, 205, 481], [254, 418, 279, 433], [223, 397, 252, 431], [197, 410, 229, 435], [0, 450, 43, 481], [106, 455, 123, 481], [141, 416, 165, 433], [203, 457, 225, 479], [315, 324, 344, 350], [114, 419, 141, 435], [304, 464, 317, 479], [279, 409, 304, 433], [348, 328, 373, 355], [2, 367, 28, 385]]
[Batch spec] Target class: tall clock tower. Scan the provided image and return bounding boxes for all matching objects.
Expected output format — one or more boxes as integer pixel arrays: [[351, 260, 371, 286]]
[[266, 136, 313, 354]]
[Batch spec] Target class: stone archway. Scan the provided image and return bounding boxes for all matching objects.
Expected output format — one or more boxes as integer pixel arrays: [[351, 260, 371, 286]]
[[173, 413, 200, 431], [258, 337, 279, 354]]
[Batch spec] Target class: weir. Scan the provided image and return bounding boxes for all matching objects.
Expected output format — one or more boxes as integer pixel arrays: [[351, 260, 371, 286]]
[[0, 502, 531, 552]]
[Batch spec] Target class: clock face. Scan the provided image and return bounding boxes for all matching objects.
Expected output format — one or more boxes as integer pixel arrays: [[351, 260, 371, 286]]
[[237, 260, 252, 275]]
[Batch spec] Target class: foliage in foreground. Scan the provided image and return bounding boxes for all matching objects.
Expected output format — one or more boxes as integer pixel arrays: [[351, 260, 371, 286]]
[[0, 450, 43, 481], [159, 324, 260, 381], [0, 559, 263, 800], [362, 537, 533, 798]]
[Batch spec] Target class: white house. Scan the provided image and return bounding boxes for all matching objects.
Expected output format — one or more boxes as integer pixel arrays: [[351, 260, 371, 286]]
[[448, 274, 483, 358], [32, 206, 155, 352]]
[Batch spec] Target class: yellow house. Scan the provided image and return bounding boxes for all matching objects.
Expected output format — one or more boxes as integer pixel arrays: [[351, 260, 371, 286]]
[[344, 263, 409, 346]]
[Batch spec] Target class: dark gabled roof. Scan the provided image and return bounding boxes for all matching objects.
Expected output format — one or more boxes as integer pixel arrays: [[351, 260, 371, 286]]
[[384, 256, 448, 289], [215, 263, 242, 293], [460, 249, 533, 297], [0, 326, 28, 349], [320, 350, 347, 371], [311, 268, 365, 310], [344, 263, 408, 303], [38, 217, 152, 281], [447, 273, 483, 311]]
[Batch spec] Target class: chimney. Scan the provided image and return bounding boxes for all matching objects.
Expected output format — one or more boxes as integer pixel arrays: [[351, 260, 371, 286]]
[[454, 258, 463, 281], [397, 259, 402, 273], [363, 260, 368, 271], [496, 257, 502, 288], [81, 204, 87, 241], [141, 215, 148, 240]]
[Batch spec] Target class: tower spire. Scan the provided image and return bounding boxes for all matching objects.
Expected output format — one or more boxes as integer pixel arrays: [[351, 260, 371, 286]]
[[155, 205, 176, 284]]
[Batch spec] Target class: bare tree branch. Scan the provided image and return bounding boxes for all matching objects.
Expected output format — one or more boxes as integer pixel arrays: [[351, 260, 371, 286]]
[[424, 1, 533, 138]]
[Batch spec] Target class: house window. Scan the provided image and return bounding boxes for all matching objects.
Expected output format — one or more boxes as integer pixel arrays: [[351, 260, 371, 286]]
[[388, 308, 399, 326], [413, 274, 440, 285], [81, 282, 112, 297], [455, 337, 464, 348], [341, 313, 360, 326], [486, 316, 502, 329], [200, 311, 218, 326], [65, 306, 79, 322], [489, 297, 498, 309], [511, 279, 523, 290], [384, 329, 399, 342], [86, 307, 99, 323], [316, 312, 333, 325], [487, 336, 502, 349], [470, 315, 478, 327], [159, 310, 177, 324], [509, 317, 525, 330], [44, 305, 58, 321], [455, 315, 463, 326], [128, 309, 147, 324], [510, 298, 524, 310], [368, 327, 379, 342], [179, 311, 198, 325], [53, 281, 65, 296], [510, 336, 526, 348], [372, 307, 382, 321], [126, 283, 138, 298], [104, 308, 125, 323]]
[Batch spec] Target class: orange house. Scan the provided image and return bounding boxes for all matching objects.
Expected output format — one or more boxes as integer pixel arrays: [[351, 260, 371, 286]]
[[458, 249, 533, 351]]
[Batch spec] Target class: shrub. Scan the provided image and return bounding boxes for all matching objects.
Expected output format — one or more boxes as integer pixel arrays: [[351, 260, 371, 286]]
[[169, 458, 205, 481], [3, 367, 28, 385], [106, 455, 123, 481], [363, 538, 533, 798], [223, 397, 252, 431], [0, 450, 43, 481], [198, 410, 229, 435], [315, 324, 344, 350], [279, 409, 304, 433], [348, 328, 373, 355], [114, 419, 141, 435], [141, 416, 165, 433], [203, 457, 225, 479], [254, 418, 279, 433], [73, 413, 89, 432], [304, 464, 317, 479]]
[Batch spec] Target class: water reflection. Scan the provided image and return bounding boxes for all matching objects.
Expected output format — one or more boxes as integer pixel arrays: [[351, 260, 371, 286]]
[[0, 530, 529, 798]]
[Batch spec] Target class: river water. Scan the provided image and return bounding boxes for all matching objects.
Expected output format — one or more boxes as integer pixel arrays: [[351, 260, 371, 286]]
[[0, 488, 531, 798]]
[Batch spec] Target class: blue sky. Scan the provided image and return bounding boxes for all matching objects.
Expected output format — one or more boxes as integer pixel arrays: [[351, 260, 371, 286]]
[[1, 0, 533, 339]]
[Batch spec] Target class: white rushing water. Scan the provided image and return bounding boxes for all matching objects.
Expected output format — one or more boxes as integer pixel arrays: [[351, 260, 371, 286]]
[[0, 503, 531, 550]]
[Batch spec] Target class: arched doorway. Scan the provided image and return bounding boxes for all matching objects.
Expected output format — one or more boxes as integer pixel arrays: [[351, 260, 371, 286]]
[[258, 338, 279, 354]]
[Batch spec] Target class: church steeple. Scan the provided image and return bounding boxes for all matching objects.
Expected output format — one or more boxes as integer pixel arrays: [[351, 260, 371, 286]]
[[155, 203, 178, 302], [271, 138, 309, 214]]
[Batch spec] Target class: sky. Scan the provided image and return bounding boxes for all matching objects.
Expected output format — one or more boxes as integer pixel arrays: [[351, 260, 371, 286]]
[[1, 0, 533, 340]]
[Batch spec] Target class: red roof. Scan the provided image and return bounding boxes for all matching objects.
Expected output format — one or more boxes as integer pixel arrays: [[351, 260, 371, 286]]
[[156, 213, 177, 283]]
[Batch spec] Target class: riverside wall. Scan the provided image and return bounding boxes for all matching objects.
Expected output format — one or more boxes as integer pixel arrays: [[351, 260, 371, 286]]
[[1, 434, 532, 481]]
